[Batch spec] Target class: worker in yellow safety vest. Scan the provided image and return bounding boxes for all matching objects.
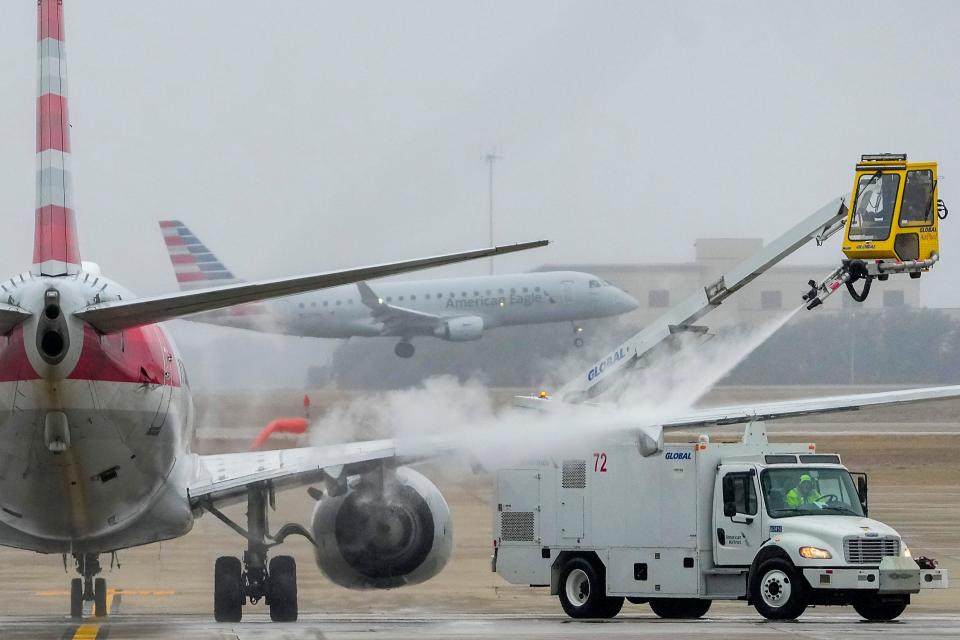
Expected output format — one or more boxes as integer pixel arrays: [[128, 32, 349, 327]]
[[786, 474, 823, 508]]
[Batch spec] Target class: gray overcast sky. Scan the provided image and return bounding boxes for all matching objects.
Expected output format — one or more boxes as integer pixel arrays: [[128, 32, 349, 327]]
[[1, 1, 959, 305]]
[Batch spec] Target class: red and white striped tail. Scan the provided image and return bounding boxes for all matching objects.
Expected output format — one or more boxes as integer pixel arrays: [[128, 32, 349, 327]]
[[33, 0, 80, 276]]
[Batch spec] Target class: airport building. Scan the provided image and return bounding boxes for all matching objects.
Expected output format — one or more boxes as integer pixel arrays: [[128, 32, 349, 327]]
[[539, 238, 920, 329]]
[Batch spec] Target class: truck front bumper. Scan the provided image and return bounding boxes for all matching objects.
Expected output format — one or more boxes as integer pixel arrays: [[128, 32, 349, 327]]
[[802, 560, 948, 594]]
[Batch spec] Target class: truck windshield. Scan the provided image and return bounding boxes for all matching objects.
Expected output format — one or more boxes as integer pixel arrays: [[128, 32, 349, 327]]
[[760, 467, 864, 518], [849, 172, 901, 241]]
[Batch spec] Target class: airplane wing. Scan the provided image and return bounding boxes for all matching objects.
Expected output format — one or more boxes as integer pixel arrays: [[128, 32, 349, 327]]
[[0, 302, 32, 336], [659, 385, 960, 430], [190, 385, 960, 508], [188, 439, 401, 507], [356, 281, 443, 333], [74, 240, 547, 334]]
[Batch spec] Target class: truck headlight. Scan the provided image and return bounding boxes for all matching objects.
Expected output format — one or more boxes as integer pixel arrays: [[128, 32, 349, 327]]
[[799, 546, 832, 560], [903, 546, 912, 558]]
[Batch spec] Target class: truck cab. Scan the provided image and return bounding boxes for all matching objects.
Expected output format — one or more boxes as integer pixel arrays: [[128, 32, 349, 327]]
[[492, 422, 947, 621], [713, 452, 928, 620]]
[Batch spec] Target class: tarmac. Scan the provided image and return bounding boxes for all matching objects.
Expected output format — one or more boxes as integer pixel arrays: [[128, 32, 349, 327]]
[[7, 613, 960, 640], [0, 387, 957, 639]]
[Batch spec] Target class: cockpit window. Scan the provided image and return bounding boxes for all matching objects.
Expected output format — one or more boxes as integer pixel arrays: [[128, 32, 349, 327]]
[[899, 170, 935, 226], [849, 172, 901, 241], [589, 280, 601, 288], [760, 467, 864, 518]]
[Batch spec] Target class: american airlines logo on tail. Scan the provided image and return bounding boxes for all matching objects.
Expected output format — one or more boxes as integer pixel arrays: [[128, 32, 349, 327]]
[[159, 221, 242, 290]]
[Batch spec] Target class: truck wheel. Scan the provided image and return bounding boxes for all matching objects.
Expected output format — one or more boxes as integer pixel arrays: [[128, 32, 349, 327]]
[[852, 594, 908, 621], [649, 598, 712, 619], [750, 557, 808, 620], [558, 557, 624, 619]]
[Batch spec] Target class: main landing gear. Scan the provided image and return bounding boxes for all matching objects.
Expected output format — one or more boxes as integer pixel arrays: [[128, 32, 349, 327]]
[[69, 553, 107, 618], [203, 482, 314, 622], [394, 340, 415, 358]]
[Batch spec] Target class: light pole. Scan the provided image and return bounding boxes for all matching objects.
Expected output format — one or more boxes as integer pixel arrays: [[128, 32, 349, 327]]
[[485, 152, 498, 275]]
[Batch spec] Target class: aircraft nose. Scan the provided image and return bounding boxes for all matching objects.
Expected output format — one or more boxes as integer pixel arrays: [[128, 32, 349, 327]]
[[615, 288, 639, 313]]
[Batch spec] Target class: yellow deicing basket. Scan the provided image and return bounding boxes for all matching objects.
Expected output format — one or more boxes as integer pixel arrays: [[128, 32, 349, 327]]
[[843, 153, 945, 271]]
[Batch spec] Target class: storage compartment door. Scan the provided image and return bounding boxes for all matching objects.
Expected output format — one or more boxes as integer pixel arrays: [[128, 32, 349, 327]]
[[497, 469, 541, 544]]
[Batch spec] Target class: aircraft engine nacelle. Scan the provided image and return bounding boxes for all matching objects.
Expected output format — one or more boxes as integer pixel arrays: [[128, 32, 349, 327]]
[[310, 467, 453, 590], [434, 316, 484, 342]]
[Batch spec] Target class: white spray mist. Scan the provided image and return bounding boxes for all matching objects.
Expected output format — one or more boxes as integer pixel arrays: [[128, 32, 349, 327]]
[[310, 307, 802, 469]]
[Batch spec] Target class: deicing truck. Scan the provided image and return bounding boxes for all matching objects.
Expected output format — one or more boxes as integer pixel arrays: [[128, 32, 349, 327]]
[[492, 423, 947, 620]]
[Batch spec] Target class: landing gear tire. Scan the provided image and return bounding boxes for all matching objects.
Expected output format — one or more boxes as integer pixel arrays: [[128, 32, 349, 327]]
[[214, 556, 243, 623], [574, 337, 584, 348], [558, 557, 623, 619], [649, 598, 712, 619], [93, 577, 107, 617], [268, 555, 298, 622], [394, 342, 415, 358], [852, 594, 908, 621], [70, 578, 82, 619], [751, 557, 808, 620]]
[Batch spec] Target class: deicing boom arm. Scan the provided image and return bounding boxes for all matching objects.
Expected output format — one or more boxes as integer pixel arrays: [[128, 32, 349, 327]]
[[552, 197, 848, 403]]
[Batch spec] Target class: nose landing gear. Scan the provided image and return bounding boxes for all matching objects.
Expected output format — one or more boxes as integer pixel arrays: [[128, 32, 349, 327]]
[[69, 553, 107, 618]]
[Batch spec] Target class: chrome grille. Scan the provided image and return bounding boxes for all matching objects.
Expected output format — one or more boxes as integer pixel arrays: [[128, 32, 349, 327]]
[[500, 511, 535, 542], [562, 460, 586, 488], [844, 536, 900, 564]]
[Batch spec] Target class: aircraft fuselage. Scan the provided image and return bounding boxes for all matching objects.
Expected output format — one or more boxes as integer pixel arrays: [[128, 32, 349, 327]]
[[0, 270, 195, 553]]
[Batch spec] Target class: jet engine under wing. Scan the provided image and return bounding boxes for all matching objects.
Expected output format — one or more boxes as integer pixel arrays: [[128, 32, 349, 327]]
[[659, 385, 960, 430], [189, 439, 400, 508], [75, 240, 547, 334], [357, 281, 443, 333]]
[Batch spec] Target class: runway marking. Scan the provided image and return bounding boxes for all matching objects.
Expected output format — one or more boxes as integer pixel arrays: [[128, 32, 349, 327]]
[[37, 589, 176, 597], [70, 623, 100, 639]]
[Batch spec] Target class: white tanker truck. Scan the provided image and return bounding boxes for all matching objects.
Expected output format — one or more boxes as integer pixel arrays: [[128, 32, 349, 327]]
[[492, 423, 947, 620]]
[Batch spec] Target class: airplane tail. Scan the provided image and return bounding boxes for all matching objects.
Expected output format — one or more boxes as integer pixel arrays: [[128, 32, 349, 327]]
[[158, 220, 243, 290], [34, 0, 81, 276]]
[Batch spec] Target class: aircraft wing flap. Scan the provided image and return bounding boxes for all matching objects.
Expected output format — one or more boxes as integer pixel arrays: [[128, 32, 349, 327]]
[[74, 240, 547, 334], [660, 385, 960, 429], [188, 439, 400, 507]]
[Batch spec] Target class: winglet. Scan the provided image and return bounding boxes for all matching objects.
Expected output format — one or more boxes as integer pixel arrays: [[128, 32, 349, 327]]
[[356, 281, 383, 310]]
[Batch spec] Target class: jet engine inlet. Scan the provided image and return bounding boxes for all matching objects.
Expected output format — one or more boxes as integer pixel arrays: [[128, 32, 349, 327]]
[[333, 484, 433, 578], [311, 467, 453, 589]]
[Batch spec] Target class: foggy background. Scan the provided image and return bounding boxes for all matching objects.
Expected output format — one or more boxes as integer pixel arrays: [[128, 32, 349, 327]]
[[1, 1, 958, 389]]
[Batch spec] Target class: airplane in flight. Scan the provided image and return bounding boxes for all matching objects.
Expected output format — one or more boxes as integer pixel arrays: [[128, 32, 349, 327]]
[[157, 221, 639, 357], [4, 0, 959, 626]]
